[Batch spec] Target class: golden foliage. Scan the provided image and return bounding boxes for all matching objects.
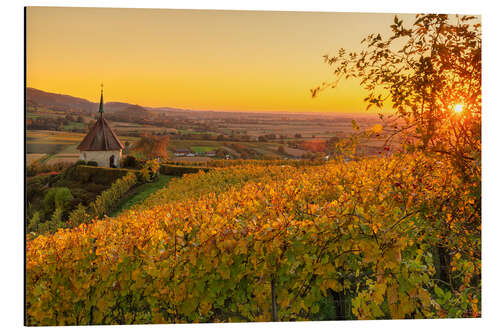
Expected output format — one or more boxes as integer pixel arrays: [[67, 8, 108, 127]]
[[26, 154, 480, 325]]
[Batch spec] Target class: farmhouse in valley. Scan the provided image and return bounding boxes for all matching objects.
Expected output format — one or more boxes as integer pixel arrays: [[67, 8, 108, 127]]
[[205, 150, 217, 157], [173, 148, 191, 157], [77, 86, 124, 167]]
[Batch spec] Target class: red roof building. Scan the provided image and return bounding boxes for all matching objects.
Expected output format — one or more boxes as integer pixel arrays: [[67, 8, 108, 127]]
[[77, 86, 124, 167]]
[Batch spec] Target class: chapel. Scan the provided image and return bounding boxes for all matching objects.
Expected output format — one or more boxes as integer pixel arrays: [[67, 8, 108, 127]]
[[77, 86, 124, 167]]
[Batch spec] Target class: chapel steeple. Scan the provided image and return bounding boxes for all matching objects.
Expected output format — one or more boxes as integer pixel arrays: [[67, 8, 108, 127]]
[[98, 83, 104, 115], [76, 84, 124, 157]]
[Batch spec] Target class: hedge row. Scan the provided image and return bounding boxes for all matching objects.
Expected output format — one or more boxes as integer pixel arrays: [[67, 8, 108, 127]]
[[159, 164, 213, 176], [90, 172, 138, 218], [67, 172, 138, 227], [67, 162, 161, 227], [75, 165, 141, 185], [165, 159, 327, 168]]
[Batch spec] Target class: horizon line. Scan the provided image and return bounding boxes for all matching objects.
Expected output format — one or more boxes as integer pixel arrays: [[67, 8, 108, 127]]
[[27, 86, 387, 116]]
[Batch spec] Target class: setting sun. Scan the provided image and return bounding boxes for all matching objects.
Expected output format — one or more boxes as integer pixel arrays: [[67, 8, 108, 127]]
[[454, 104, 464, 113]]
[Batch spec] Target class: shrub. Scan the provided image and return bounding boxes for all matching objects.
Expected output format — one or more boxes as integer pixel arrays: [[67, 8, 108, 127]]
[[75, 165, 139, 185], [43, 187, 73, 213], [68, 188, 95, 206], [159, 164, 212, 176], [27, 211, 41, 234], [35, 208, 65, 234], [54, 187, 73, 210], [27, 176, 49, 203], [49, 207, 64, 227], [68, 204, 91, 228], [63, 160, 95, 180], [84, 183, 109, 195], [87, 161, 98, 167], [62, 164, 78, 180], [122, 155, 139, 169], [139, 159, 161, 182]]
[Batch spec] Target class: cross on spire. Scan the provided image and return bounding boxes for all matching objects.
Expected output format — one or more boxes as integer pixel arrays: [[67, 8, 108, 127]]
[[98, 83, 104, 114]]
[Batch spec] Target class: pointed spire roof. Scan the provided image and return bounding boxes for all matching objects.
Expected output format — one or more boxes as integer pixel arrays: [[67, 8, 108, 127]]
[[77, 86, 124, 151], [98, 83, 104, 114]]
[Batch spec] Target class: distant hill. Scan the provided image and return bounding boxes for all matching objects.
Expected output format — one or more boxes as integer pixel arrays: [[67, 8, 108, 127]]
[[26, 88, 156, 118], [26, 87, 97, 113], [106, 104, 155, 122], [104, 102, 142, 113]]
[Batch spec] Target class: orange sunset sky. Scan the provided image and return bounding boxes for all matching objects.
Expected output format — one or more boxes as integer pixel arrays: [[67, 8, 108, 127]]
[[26, 7, 415, 113]]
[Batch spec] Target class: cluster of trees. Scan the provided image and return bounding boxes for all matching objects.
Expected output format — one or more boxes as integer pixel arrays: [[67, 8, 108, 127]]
[[27, 160, 73, 178], [26, 114, 88, 132], [228, 143, 262, 159], [27, 163, 109, 234], [132, 133, 170, 160], [177, 133, 219, 141], [258, 133, 278, 142], [27, 158, 162, 235], [172, 132, 289, 143], [27, 187, 75, 234], [64, 114, 85, 123], [216, 133, 252, 142], [26, 117, 71, 132], [105, 112, 154, 125]]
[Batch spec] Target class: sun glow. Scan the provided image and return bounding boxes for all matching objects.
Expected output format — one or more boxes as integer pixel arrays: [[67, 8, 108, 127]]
[[454, 104, 464, 113]]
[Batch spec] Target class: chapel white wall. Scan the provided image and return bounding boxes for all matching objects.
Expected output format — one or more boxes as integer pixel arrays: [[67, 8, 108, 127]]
[[79, 150, 122, 167]]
